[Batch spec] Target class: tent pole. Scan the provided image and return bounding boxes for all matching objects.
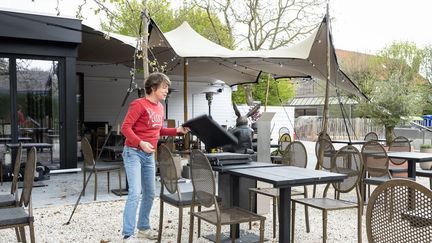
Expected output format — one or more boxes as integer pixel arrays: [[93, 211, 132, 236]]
[[183, 58, 190, 150], [322, 4, 331, 135]]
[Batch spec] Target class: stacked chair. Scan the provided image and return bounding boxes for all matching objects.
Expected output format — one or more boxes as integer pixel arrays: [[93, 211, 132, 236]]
[[0, 147, 37, 242]]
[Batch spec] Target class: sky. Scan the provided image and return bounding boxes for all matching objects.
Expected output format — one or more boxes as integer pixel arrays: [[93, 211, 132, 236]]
[[1, 0, 431, 55]]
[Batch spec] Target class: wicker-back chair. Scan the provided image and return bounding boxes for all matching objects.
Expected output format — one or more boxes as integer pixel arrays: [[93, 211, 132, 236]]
[[157, 144, 201, 243], [249, 141, 310, 238], [366, 179, 432, 242], [188, 149, 265, 243], [364, 132, 379, 142], [277, 132, 291, 156], [292, 145, 363, 243], [388, 136, 411, 177], [313, 138, 336, 197], [81, 137, 122, 200], [278, 126, 290, 139], [0, 147, 37, 242]]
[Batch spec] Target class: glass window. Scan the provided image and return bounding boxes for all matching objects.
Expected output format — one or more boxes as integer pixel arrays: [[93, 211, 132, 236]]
[[0, 58, 10, 138]]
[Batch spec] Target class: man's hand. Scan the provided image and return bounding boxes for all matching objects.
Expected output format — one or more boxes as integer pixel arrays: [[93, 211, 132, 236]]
[[176, 126, 190, 135], [139, 140, 155, 153]]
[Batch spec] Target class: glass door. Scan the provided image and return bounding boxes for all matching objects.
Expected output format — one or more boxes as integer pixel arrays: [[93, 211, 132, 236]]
[[16, 58, 60, 165]]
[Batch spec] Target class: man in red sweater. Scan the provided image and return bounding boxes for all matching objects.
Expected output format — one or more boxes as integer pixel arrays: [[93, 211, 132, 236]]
[[121, 72, 189, 241]]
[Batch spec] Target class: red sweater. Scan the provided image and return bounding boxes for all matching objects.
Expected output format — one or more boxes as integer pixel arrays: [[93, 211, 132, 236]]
[[121, 98, 177, 149]]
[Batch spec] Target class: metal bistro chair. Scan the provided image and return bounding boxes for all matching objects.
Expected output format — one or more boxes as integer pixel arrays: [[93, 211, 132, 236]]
[[388, 136, 411, 177], [188, 149, 266, 243], [0, 147, 37, 243], [364, 131, 379, 142], [81, 137, 122, 201], [157, 144, 203, 243], [366, 179, 432, 243], [361, 141, 414, 201], [249, 141, 310, 238], [278, 126, 290, 139], [292, 145, 363, 243]]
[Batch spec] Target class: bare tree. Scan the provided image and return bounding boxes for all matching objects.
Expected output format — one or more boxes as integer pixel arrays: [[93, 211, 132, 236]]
[[193, 0, 325, 104]]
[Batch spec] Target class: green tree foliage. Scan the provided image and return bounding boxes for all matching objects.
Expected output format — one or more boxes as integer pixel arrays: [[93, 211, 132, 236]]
[[100, 0, 234, 49], [232, 76, 295, 105], [355, 42, 428, 143]]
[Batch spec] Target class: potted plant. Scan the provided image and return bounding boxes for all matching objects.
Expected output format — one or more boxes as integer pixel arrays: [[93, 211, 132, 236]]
[[419, 144, 432, 170]]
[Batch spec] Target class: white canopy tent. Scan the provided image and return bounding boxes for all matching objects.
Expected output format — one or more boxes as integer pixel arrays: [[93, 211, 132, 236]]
[[148, 17, 367, 99]]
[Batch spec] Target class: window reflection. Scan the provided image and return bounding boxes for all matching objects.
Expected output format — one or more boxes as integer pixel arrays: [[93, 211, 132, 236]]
[[16, 59, 59, 160], [0, 58, 10, 137]]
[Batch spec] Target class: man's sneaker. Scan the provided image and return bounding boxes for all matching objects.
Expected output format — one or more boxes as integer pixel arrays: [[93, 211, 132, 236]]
[[137, 229, 158, 240]]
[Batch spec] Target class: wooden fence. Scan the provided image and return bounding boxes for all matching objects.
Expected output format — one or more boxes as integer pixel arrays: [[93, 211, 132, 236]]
[[294, 117, 386, 141]]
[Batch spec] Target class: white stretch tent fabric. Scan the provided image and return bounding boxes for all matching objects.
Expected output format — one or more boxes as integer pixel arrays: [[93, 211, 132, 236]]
[[80, 16, 367, 99]]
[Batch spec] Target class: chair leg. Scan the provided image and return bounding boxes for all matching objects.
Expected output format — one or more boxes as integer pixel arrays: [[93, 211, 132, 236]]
[[303, 186, 310, 233], [231, 223, 236, 243], [188, 208, 195, 243], [197, 206, 202, 237], [29, 223, 35, 243], [216, 224, 221, 243], [83, 170, 86, 196], [94, 172, 98, 201], [272, 196, 277, 238], [15, 227, 21, 242], [357, 206, 362, 243], [178, 207, 183, 243], [118, 169, 122, 196], [249, 190, 253, 230], [158, 200, 164, 243], [107, 171, 110, 192], [322, 210, 327, 243], [259, 219, 265, 243], [19, 226, 27, 243], [291, 201, 296, 243]]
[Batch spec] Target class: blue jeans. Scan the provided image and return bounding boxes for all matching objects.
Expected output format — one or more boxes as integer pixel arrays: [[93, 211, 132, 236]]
[[122, 146, 155, 237]]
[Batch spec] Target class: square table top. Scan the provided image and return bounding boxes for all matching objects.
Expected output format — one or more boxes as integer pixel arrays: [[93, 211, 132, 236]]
[[386, 151, 432, 162], [212, 161, 281, 173], [225, 166, 346, 187]]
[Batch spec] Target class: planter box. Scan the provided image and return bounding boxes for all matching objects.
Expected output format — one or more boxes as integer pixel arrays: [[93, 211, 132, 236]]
[[420, 148, 432, 170]]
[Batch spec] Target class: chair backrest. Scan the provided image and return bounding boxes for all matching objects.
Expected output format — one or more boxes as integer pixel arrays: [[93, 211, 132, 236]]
[[315, 138, 335, 170], [158, 144, 179, 195], [19, 147, 36, 207], [361, 141, 389, 177], [331, 145, 363, 193], [364, 132, 379, 142], [278, 126, 290, 138], [317, 131, 331, 141], [366, 179, 432, 243], [278, 133, 291, 153], [282, 141, 307, 168], [11, 145, 23, 195], [81, 137, 96, 167], [388, 136, 411, 165], [190, 149, 217, 208]]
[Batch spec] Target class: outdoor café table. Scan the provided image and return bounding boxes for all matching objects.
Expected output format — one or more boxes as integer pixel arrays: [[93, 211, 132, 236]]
[[6, 142, 53, 164], [386, 151, 432, 178], [331, 139, 386, 145], [223, 166, 346, 242]]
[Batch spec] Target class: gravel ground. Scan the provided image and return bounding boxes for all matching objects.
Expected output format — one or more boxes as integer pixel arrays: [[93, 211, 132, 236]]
[[0, 186, 369, 243], [0, 179, 429, 242]]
